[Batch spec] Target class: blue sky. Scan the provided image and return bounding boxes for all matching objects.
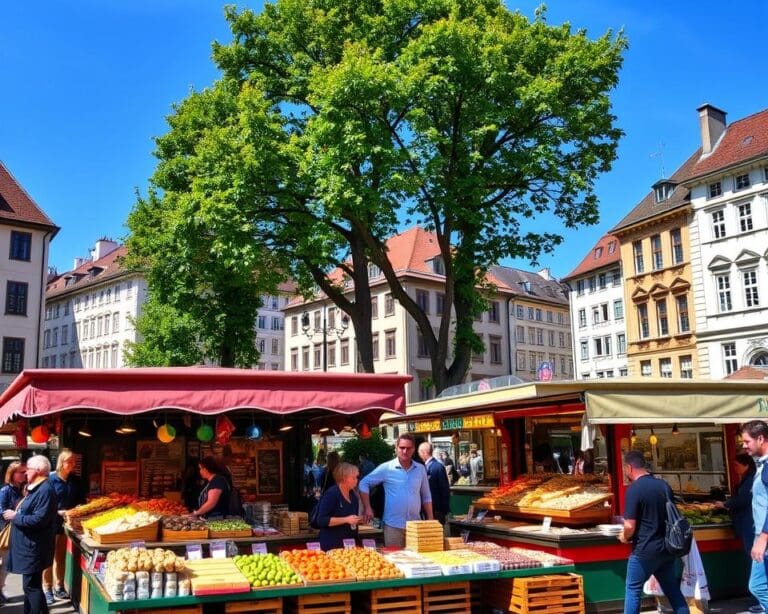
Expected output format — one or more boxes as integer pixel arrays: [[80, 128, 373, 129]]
[[2, 1, 767, 279]]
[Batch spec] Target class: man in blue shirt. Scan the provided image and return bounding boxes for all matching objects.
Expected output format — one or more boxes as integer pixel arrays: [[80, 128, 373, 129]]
[[618, 450, 688, 614], [741, 419, 768, 611], [360, 433, 433, 547]]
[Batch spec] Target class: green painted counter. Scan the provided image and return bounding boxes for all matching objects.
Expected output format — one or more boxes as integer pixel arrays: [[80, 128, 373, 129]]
[[82, 561, 576, 612], [449, 485, 494, 515]]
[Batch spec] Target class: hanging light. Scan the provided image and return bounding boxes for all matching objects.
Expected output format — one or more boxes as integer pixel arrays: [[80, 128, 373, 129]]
[[359, 423, 372, 439], [78, 418, 93, 438], [672, 423, 680, 436], [157, 423, 176, 443], [649, 428, 658, 446], [115, 418, 136, 434], [30, 424, 50, 444], [278, 420, 293, 432], [630, 428, 637, 445], [196, 422, 214, 442], [318, 426, 331, 434]]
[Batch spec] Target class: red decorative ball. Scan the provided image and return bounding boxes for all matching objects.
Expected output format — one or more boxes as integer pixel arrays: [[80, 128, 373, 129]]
[[30, 425, 50, 444]]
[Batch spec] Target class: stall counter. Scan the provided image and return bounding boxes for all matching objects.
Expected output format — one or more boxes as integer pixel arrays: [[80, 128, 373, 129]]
[[448, 518, 748, 609], [449, 484, 494, 515], [80, 559, 576, 612]]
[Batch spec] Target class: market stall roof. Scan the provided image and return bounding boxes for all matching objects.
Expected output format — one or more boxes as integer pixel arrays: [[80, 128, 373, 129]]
[[380, 378, 768, 425], [0, 368, 411, 426]]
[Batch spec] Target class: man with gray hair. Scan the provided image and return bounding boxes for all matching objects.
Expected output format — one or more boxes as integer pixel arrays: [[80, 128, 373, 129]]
[[618, 450, 688, 614], [741, 419, 768, 611], [418, 442, 451, 524], [2, 454, 58, 614]]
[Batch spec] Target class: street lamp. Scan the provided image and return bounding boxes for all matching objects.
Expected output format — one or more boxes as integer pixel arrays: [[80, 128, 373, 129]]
[[301, 304, 350, 371]]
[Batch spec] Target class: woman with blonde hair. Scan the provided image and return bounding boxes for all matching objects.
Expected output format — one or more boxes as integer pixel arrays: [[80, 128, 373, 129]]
[[0, 461, 26, 603], [316, 462, 361, 551], [43, 449, 85, 605]]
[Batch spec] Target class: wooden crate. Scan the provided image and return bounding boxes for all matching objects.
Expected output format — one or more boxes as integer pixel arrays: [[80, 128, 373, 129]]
[[422, 581, 471, 614], [162, 528, 209, 542], [120, 607, 202, 614], [285, 592, 351, 614], [485, 573, 585, 614], [92, 520, 159, 545], [354, 585, 422, 614], [225, 598, 284, 613]]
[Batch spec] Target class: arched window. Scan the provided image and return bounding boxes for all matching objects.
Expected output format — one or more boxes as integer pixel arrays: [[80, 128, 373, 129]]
[[751, 352, 768, 366]]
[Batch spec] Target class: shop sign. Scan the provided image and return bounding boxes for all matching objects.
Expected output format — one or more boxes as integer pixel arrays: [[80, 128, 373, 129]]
[[409, 413, 495, 432]]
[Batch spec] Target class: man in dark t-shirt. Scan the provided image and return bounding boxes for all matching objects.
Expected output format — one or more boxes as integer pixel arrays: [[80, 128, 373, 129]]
[[618, 451, 688, 614]]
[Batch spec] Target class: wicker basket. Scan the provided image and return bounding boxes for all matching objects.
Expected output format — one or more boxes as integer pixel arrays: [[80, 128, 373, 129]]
[[92, 520, 160, 545]]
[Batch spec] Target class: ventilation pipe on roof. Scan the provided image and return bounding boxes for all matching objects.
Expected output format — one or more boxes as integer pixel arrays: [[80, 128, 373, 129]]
[[698, 104, 727, 154]]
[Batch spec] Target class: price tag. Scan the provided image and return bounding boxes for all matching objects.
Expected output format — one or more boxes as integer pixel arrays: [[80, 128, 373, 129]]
[[460, 530, 470, 543], [186, 544, 203, 560], [130, 541, 146, 549], [89, 549, 101, 572], [362, 539, 376, 550], [251, 543, 268, 555], [210, 540, 227, 559], [342, 539, 356, 549], [541, 516, 553, 532], [306, 542, 322, 551], [475, 510, 488, 521]]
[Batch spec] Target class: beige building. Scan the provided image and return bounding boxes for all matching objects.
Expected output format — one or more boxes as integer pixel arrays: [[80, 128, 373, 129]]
[[612, 158, 698, 378], [0, 161, 58, 391], [283, 227, 572, 402]]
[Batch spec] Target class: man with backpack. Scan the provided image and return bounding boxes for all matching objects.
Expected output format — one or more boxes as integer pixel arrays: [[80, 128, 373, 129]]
[[741, 419, 768, 611], [618, 450, 689, 614]]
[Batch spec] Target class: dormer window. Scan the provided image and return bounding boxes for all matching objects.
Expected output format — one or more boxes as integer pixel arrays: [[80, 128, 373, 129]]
[[594, 247, 603, 259], [431, 257, 445, 275], [367, 263, 381, 279], [653, 180, 675, 203], [708, 181, 722, 199], [519, 281, 532, 294], [607, 241, 616, 254]]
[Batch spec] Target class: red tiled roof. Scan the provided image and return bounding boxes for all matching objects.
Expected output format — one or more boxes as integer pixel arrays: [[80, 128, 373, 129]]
[[0, 161, 58, 230], [562, 233, 621, 281], [724, 365, 768, 381], [688, 108, 768, 180], [46, 245, 129, 298]]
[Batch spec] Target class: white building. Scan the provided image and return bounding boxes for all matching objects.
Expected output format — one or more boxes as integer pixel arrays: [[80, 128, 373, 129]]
[[0, 161, 58, 391], [44, 239, 296, 370], [562, 234, 628, 379], [283, 227, 572, 402], [686, 105, 768, 378], [43, 239, 145, 369]]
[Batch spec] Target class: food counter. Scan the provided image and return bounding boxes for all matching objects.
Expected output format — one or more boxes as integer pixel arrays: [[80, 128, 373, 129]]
[[449, 484, 494, 515]]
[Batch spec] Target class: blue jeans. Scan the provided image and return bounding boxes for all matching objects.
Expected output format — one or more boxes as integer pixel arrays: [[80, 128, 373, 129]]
[[624, 553, 688, 614], [750, 559, 768, 609]]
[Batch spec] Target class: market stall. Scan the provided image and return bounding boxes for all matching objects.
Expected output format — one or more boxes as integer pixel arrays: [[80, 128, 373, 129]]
[[384, 377, 768, 611], [0, 368, 410, 613]]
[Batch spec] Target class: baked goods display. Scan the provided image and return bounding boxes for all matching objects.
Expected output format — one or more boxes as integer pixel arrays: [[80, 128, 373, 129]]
[[481, 474, 610, 511]]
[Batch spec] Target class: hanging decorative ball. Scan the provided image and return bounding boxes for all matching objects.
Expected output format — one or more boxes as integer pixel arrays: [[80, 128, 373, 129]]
[[246, 424, 263, 441], [157, 424, 176, 443], [196, 424, 214, 442], [31, 425, 50, 444]]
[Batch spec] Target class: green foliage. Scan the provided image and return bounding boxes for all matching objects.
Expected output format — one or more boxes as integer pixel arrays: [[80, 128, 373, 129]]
[[129, 0, 626, 386], [338, 429, 395, 467]]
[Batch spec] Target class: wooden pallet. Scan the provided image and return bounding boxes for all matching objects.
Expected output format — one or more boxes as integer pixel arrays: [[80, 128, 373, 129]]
[[285, 592, 351, 614], [485, 573, 585, 614], [225, 598, 284, 613], [354, 585, 422, 614], [422, 581, 471, 614]]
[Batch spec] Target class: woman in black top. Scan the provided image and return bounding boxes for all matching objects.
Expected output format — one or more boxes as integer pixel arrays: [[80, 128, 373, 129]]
[[191, 457, 230, 519], [317, 462, 361, 551]]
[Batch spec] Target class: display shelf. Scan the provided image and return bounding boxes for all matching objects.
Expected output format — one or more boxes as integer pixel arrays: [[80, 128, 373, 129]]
[[473, 499, 612, 526], [83, 563, 576, 611]]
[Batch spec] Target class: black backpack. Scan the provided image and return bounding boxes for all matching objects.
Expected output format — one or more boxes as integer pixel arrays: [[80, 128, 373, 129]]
[[664, 493, 693, 557]]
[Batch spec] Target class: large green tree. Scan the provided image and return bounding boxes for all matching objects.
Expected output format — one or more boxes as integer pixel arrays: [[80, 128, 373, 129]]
[[127, 0, 626, 386]]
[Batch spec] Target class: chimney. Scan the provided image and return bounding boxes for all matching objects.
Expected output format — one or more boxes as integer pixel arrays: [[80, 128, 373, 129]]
[[698, 104, 727, 154], [73, 257, 87, 269], [537, 267, 552, 280], [92, 238, 120, 261]]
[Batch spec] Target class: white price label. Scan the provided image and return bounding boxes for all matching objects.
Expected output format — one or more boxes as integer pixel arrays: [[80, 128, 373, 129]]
[[210, 540, 227, 559], [342, 539, 356, 549], [130, 541, 146, 549], [186, 544, 203, 560], [251, 543, 268, 555], [362, 539, 376, 550], [541, 516, 552, 532], [306, 542, 322, 551]]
